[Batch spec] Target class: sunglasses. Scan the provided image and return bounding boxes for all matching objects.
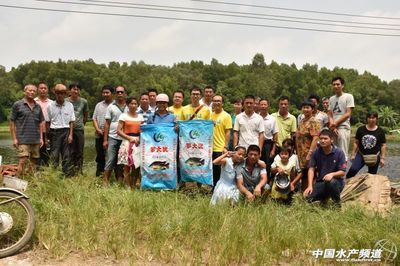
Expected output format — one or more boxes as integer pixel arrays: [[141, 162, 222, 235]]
[[116, 91, 124, 94]]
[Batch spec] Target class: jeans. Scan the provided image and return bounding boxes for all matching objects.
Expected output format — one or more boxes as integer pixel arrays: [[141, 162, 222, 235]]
[[95, 135, 106, 176], [346, 152, 379, 178], [306, 178, 344, 203], [104, 137, 122, 171]]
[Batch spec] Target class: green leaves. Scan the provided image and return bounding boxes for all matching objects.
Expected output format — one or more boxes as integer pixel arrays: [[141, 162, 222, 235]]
[[0, 55, 399, 124]]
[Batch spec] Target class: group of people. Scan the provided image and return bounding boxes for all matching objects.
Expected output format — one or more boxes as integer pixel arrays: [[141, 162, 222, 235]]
[[9, 76, 387, 206]]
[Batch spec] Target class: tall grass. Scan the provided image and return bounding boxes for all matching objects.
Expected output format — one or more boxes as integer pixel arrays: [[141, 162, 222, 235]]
[[26, 168, 400, 265]]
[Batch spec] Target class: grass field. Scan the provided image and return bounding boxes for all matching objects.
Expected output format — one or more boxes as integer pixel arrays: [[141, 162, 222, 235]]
[[23, 168, 400, 265]]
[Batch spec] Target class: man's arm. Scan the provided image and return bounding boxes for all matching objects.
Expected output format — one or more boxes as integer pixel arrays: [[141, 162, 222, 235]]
[[328, 110, 335, 128], [83, 111, 89, 126], [83, 100, 89, 126], [322, 170, 345, 182], [103, 119, 111, 149], [254, 172, 267, 196], [233, 116, 239, 147], [332, 107, 353, 128], [258, 132, 264, 152], [93, 119, 102, 135], [46, 121, 50, 134], [10, 120, 18, 148], [39, 121, 44, 147], [224, 129, 230, 153], [233, 131, 239, 148], [303, 167, 315, 196], [68, 122, 73, 144], [290, 116, 297, 138]]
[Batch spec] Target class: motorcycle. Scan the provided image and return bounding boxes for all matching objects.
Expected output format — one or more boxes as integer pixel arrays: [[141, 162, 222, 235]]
[[0, 162, 35, 258]]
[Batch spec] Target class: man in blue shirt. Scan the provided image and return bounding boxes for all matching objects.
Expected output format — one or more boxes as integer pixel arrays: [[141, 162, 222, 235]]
[[303, 129, 347, 206]]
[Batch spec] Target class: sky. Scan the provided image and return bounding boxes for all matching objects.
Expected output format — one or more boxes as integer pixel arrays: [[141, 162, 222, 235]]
[[0, 0, 400, 82]]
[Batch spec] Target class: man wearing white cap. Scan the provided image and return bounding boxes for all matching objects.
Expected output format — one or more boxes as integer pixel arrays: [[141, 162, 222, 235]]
[[147, 93, 176, 124]]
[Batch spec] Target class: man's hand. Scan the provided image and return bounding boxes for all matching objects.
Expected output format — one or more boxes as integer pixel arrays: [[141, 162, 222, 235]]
[[68, 135, 73, 144], [103, 140, 108, 150], [96, 129, 103, 136], [254, 187, 261, 197], [303, 186, 313, 197], [323, 173, 334, 182], [13, 139, 18, 148], [246, 192, 255, 202]]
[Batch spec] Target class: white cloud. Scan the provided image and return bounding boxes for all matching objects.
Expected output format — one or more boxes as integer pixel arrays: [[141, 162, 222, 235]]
[[0, 1, 399, 81], [134, 22, 185, 52]]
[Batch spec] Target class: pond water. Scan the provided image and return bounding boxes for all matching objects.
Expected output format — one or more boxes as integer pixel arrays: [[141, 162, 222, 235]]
[[0, 133, 399, 181]]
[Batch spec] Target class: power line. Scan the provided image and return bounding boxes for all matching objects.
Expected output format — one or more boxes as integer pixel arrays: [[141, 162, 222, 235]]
[[34, 0, 400, 31], [192, 0, 400, 20], [75, 0, 400, 27], [1, 4, 400, 37]]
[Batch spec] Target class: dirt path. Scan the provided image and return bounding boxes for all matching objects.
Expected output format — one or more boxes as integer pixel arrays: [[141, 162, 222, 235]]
[[0, 251, 131, 266]]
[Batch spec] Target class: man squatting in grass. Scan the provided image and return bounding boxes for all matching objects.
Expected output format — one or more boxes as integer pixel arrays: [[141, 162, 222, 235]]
[[236, 145, 269, 202], [303, 129, 347, 206], [10, 84, 44, 177]]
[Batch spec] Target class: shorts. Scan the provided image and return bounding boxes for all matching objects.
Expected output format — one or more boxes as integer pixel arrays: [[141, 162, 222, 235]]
[[16, 144, 40, 158]]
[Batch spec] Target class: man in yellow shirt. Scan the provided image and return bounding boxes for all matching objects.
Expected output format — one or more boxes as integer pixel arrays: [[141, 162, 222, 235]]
[[181, 85, 211, 121], [272, 96, 297, 152], [211, 95, 232, 186], [168, 90, 185, 121]]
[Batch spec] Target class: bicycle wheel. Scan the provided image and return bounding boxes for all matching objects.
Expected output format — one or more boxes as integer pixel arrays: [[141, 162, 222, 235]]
[[0, 191, 35, 258]]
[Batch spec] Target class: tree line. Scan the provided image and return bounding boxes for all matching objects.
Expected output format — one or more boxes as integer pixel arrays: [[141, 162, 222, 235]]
[[0, 53, 399, 129]]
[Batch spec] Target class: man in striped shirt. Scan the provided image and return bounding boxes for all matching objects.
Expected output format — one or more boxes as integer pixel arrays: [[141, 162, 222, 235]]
[[10, 84, 44, 177]]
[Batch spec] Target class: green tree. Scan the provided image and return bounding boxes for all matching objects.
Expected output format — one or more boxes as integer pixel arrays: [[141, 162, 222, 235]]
[[378, 106, 399, 129]]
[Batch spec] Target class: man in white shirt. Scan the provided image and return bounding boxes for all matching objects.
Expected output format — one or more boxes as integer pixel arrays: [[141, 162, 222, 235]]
[[46, 84, 75, 176], [199, 85, 214, 111], [233, 95, 264, 150], [92, 85, 114, 176], [328, 76, 355, 160], [147, 88, 158, 112], [259, 98, 278, 177]]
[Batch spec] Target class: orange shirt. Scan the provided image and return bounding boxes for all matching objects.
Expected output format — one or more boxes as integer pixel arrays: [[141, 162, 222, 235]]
[[119, 113, 144, 135]]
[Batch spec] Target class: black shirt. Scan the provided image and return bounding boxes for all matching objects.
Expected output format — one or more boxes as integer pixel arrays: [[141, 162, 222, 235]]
[[355, 125, 386, 155]]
